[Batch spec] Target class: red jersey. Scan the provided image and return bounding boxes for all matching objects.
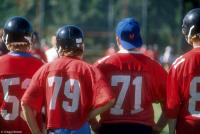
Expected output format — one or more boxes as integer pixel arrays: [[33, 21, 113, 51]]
[[28, 48, 47, 62], [166, 47, 200, 133], [94, 50, 167, 127], [21, 57, 114, 130], [0, 52, 44, 133]]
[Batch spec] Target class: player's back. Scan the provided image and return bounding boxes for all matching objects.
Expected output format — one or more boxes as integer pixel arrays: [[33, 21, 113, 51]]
[[94, 50, 167, 127], [0, 52, 43, 133], [35, 57, 108, 130], [167, 47, 200, 121]]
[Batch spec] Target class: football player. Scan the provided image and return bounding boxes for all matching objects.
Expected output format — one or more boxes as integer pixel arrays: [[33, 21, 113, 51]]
[[45, 34, 58, 62], [166, 8, 200, 134], [0, 16, 44, 133], [28, 31, 47, 62], [0, 41, 9, 56], [21, 25, 115, 134], [0, 28, 9, 56], [93, 18, 168, 134]]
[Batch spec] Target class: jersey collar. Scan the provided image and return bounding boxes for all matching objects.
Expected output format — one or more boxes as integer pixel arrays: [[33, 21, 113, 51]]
[[118, 50, 142, 54], [9, 51, 33, 57]]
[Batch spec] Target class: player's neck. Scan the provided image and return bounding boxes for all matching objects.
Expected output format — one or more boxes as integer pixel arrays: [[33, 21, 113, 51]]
[[192, 41, 200, 48], [118, 44, 138, 51], [119, 47, 139, 51]]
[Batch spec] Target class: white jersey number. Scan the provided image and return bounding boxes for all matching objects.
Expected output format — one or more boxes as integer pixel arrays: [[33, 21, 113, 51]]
[[1, 78, 31, 120], [189, 76, 200, 117], [110, 75, 143, 115], [48, 76, 80, 112]]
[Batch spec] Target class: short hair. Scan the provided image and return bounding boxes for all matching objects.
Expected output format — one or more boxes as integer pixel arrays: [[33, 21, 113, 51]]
[[7, 42, 30, 52], [58, 45, 83, 58]]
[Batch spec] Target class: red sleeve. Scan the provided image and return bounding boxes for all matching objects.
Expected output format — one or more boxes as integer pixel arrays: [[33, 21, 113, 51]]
[[165, 67, 181, 118], [91, 67, 115, 108], [21, 68, 44, 113], [149, 62, 167, 103]]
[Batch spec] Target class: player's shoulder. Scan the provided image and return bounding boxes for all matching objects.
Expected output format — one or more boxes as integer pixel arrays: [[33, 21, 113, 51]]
[[66, 57, 93, 67], [52, 57, 95, 72], [169, 52, 195, 77], [94, 55, 111, 65], [142, 54, 163, 68], [171, 49, 199, 70], [0, 53, 8, 60], [31, 55, 45, 63], [171, 48, 200, 75], [140, 55, 167, 75], [94, 52, 121, 66], [27, 55, 45, 68], [186, 48, 200, 60]]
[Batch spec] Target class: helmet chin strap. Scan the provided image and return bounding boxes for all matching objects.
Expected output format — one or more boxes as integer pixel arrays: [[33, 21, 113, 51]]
[[187, 25, 195, 44]]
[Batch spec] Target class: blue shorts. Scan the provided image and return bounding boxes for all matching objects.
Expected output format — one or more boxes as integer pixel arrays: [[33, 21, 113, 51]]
[[48, 122, 91, 134]]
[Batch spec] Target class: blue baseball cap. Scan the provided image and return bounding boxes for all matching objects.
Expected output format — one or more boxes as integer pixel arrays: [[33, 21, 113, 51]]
[[116, 18, 142, 50]]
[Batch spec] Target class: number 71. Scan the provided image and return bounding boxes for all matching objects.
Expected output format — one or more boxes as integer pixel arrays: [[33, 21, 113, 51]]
[[110, 75, 144, 115]]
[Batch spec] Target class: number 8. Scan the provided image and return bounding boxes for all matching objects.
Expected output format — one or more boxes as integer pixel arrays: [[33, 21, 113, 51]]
[[189, 76, 200, 117]]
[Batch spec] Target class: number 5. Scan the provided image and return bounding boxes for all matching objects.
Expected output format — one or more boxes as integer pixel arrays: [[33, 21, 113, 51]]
[[1, 78, 31, 120]]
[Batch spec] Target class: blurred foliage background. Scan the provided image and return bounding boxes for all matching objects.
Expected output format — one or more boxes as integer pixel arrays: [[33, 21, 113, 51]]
[[0, 0, 199, 63]]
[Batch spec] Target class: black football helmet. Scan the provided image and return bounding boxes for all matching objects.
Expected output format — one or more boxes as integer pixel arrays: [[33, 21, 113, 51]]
[[56, 25, 84, 50], [2, 16, 33, 45], [182, 8, 200, 43]]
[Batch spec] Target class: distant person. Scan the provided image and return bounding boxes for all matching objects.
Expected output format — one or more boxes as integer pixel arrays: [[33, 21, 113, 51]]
[[0, 42, 9, 56], [0, 28, 9, 56], [152, 44, 159, 61], [93, 18, 168, 134], [21, 25, 115, 134], [41, 38, 49, 52], [105, 43, 116, 56], [139, 44, 148, 56], [146, 45, 158, 61], [29, 31, 47, 62], [166, 8, 200, 134], [45, 34, 58, 62], [139, 45, 158, 61], [160, 46, 176, 72], [0, 16, 44, 133]]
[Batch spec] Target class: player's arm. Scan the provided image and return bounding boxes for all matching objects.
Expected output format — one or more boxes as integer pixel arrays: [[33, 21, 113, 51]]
[[21, 102, 42, 134], [168, 118, 177, 134], [87, 99, 115, 133], [87, 98, 115, 120], [152, 102, 168, 134], [89, 117, 100, 134]]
